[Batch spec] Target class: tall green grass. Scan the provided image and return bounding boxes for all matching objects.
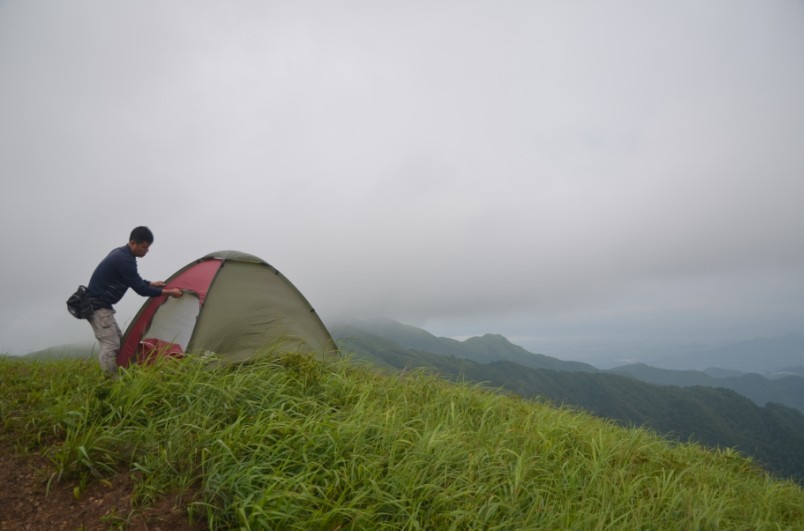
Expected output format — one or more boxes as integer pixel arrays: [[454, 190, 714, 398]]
[[2, 353, 803, 529]]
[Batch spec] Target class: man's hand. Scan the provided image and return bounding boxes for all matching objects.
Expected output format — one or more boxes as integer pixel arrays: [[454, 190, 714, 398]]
[[150, 281, 166, 288], [164, 288, 183, 298]]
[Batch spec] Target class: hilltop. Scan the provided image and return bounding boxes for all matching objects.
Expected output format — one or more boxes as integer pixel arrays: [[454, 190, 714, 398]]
[[1, 353, 803, 529]]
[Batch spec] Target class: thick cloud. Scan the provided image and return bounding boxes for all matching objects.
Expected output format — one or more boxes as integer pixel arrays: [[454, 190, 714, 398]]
[[1, 1, 802, 362]]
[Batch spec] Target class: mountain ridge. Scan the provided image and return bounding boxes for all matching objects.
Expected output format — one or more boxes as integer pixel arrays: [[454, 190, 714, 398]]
[[330, 318, 598, 373]]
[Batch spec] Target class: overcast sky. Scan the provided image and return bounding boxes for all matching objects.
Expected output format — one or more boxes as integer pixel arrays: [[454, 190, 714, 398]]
[[1, 1, 802, 363]]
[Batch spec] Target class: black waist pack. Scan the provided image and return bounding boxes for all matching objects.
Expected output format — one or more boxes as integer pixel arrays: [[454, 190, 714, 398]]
[[66, 285, 94, 319]]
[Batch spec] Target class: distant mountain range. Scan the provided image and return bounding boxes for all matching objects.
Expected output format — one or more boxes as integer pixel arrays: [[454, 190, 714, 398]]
[[330, 319, 804, 484], [333, 318, 597, 373], [641, 333, 804, 375], [332, 318, 804, 387], [608, 363, 804, 413]]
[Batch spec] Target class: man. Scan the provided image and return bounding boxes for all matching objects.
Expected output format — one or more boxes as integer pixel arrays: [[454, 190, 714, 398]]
[[86, 226, 182, 375]]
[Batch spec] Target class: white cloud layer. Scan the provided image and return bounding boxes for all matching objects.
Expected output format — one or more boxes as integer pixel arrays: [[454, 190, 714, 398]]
[[1, 1, 802, 362]]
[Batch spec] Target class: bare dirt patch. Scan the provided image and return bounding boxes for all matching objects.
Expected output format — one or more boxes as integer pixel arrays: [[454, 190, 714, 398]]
[[0, 439, 206, 530]]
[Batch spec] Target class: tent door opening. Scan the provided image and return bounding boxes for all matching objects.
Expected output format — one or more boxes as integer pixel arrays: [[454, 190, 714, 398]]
[[138, 292, 200, 360]]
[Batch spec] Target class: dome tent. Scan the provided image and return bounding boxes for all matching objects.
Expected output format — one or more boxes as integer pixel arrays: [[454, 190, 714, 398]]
[[117, 250, 337, 366]]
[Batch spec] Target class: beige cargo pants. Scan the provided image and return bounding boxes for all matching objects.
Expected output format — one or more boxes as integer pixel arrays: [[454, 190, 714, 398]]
[[88, 308, 122, 376]]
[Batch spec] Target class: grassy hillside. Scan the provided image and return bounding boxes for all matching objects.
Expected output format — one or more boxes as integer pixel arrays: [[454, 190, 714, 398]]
[[2, 354, 803, 529], [465, 362, 804, 484], [333, 323, 804, 485]]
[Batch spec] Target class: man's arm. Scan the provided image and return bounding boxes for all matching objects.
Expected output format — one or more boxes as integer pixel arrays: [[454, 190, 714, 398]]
[[119, 258, 162, 298]]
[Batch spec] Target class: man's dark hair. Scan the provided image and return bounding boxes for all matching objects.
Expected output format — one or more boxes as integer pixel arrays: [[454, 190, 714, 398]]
[[130, 226, 154, 244]]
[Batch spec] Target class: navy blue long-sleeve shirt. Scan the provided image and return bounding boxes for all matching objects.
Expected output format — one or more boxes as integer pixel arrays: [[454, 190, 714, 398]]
[[86, 245, 162, 309]]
